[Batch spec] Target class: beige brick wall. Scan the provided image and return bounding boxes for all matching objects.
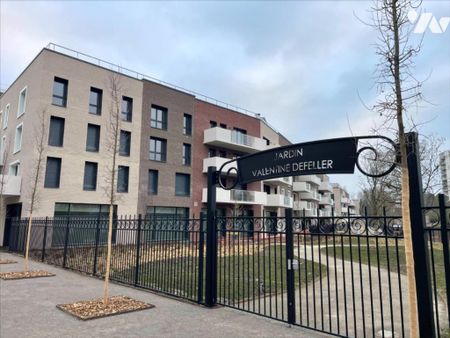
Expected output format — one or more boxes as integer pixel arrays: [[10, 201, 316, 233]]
[[0, 49, 143, 243]]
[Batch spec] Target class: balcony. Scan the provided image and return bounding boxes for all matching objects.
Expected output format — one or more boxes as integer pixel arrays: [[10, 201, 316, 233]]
[[266, 194, 293, 208], [294, 201, 317, 217], [341, 197, 350, 205], [0, 175, 21, 196], [204, 127, 267, 153], [295, 175, 321, 186], [203, 157, 237, 174], [299, 191, 321, 201], [293, 181, 310, 192], [202, 188, 267, 205], [264, 177, 293, 186], [319, 209, 332, 217], [319, 195, 333, 205], [319, 181, 333, 192]]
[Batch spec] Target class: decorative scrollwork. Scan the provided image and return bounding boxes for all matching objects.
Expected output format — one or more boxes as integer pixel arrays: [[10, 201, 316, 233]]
[[217, 159, 239, 190], [355, 135, 398, 178]]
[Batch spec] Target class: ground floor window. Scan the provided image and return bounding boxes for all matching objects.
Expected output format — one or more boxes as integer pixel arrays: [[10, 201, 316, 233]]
[[145, 206, 190, 241], [52, 203, 118, 247]]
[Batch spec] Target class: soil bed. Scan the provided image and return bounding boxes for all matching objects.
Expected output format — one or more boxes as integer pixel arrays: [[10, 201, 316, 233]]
[[0, 259, 17, 264], [56, 295, 154, 320], [0, 270, 55, 280]]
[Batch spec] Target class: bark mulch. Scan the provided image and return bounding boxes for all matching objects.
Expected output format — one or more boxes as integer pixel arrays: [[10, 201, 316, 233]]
[[0, 270, 55, 280], [56, 295, 154, 320], [0, 259, 17, 264]]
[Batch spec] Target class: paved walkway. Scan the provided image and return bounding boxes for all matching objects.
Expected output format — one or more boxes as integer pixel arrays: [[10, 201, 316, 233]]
[[0, 252, 326, 338]]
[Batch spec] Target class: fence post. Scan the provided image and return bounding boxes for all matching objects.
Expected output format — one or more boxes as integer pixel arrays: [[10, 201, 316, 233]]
[[405, 132, 436, 337], [285, 208, 296, 324], [205, 166, 217, 307], [438, 193, 450, 328], [62, 216, 70, 268], [41, 217, 48, 262], [198, 212, 205, 304], [93, 214, 101, 276], [134, 214, 142, 287]]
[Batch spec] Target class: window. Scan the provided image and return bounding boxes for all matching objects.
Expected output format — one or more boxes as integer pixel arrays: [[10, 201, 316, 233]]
[[0, 136, 5, 163], [208, 148, 216, 158], [182, 144, 191, 166], [44, 157, 61, 188], [117, 166, 129, 193], [14, 123, 23, 153], [210, 121, 217, 128], [89, 87, 102, 115], [83, 162, 98, 191], [17, 87, 27, 117], [175, 173, 190, 196], [48, 116, 65, 147], [220, 123, 227, 129], [148, 170, 158, 195], [9, 161, 20, 176], [121, 96, 133, 122], [52, 77, 68, 107], [219, 150, 226, 158], [150, 105, 167, 130], [119, 130, 131, 156], [149, 137, 167, 162], [3, 104, 10, 129], [263, 137, 270, 146], [86, 124, 100, 152], [183, 114, 192, 135]]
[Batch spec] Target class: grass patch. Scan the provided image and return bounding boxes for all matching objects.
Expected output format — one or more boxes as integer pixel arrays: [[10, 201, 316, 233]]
[[118, 244, 326, 302], [320, 243, 447, 295]]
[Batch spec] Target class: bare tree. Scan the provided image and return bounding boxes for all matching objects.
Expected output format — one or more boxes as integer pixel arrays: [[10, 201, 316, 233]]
[[370, 0, 422, 334], [360, 133, 444, 213], [102, 74, 123, 305], [24, 108, 48, 271]]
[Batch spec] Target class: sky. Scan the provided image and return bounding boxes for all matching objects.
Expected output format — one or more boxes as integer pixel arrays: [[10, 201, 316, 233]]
[[1, 0, 449, 195]]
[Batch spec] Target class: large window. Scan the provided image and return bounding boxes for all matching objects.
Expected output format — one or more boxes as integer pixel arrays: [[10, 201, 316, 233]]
[[2, 104, 9, 129], [48, 116, 65, 147], [17, 87, 27, 117], [121, 96, 133, 122], [182, 144, 191, 166], [14, 123, 23, 153], [149, 137, 167, 162], [89, 87, 102, 115], [183, 114, 192, 135], [175, 173, 190, 196], [119, 130, 131, 156], [148, 169, 158, 195], [44, 157, 61, 188], [86, 124, 100, 152], [117, 165, 129, 193], [150, 105, 168, 130], [52, 77, 68, 107], [83, 162, 98, 191]]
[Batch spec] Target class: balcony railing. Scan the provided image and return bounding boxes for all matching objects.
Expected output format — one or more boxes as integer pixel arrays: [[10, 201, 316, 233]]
[[295, 175, 321, 186], [0, 175, 21, 196], [204, 127, 267, 153], [266, 194, 294, 208], [202, 188, 267, 205], [319, 181, 333, 192], [299, 191, 321, 201]]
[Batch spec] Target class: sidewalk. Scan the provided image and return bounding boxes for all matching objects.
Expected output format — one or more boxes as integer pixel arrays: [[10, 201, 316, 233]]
[[0, 252, 326, 338]]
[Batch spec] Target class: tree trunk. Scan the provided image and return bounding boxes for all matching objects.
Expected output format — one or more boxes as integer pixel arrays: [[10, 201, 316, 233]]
[[103, 205, 114, 306], [24, 213, 33, 271]]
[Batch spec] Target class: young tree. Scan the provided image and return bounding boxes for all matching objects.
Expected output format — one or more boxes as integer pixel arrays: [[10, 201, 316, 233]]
[[24, 108, 48, 271], [102, 74, 123, 305], [370, 0, 423, 335]]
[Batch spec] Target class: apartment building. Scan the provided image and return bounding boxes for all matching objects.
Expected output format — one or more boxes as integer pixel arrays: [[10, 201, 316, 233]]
[[0, 44, 349, 245], [440, 151, 450, 197], [332, 183, 358, 216]]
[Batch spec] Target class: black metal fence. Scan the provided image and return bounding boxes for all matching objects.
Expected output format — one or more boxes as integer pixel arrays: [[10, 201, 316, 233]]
[[7, 202, 450, 338], [9, 216, 205, 303]]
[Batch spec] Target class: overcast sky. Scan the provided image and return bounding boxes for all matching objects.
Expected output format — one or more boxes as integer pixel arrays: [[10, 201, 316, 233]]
[[1, 1, 449, 195]]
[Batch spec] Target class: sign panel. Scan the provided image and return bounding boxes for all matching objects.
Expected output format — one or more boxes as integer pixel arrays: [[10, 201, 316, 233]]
[[236, 137, 358, 184]]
